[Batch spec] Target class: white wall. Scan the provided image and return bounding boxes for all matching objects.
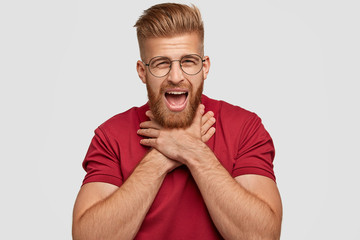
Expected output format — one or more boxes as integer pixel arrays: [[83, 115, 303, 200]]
[[1, 0, 359, 239]]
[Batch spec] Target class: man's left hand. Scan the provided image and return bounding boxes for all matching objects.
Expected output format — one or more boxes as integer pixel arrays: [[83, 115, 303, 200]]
[[137, 104, 214, 164]]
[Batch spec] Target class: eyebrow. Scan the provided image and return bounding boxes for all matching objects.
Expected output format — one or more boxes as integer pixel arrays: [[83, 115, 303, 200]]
[[152, 53, 202, 60]]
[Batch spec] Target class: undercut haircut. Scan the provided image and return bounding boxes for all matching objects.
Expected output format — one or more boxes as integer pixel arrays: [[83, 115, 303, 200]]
[[134, 3, 204, 59]]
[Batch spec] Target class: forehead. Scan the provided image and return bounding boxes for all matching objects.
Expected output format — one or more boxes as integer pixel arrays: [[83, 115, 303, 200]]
[[142, 33, 202, 60]]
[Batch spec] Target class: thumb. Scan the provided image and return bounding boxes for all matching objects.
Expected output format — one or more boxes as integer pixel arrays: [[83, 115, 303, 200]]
[[194, 104, 205, 125], [145, 110, 155, 120]]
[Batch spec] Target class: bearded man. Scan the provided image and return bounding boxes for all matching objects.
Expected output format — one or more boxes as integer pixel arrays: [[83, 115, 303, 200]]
[[72, 3, 282, 240]]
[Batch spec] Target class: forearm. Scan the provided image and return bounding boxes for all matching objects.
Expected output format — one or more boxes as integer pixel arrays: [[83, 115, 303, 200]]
[[73, 150, 171, 240], [186, 144, 281, 240]]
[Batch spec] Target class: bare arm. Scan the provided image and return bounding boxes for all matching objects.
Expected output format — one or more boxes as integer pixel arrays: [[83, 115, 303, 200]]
[[72, 149, 175, 240], [73, 111, 215, 240], [138, 105, 282, 239], [186, 144, 282, 240]]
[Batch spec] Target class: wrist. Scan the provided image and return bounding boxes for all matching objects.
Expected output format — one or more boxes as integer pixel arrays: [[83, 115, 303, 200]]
[[143, 149, 179, 175], [182, 140, 212, 167]]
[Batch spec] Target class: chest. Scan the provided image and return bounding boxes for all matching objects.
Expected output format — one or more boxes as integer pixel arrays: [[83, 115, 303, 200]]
[[118, 122, 238, 181]]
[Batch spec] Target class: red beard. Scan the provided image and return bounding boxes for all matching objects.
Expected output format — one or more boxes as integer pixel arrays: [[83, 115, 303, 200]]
[[147, 81, 203, 128]]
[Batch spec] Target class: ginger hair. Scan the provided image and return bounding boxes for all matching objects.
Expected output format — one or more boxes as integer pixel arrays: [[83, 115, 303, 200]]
[[134, 3, 204, 60]]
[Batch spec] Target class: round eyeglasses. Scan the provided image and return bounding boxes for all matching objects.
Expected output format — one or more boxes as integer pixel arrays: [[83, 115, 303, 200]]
[[144, 54, 205, 78]]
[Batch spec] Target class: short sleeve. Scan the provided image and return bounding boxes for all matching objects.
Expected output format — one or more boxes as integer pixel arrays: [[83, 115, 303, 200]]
[[232, 114, 276, 181], [82, 127, 123, 186]]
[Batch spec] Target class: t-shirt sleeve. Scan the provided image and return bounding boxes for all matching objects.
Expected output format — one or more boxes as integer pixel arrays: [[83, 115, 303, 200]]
[[82, 126, 123, 186], [232, 113, 276, 181]]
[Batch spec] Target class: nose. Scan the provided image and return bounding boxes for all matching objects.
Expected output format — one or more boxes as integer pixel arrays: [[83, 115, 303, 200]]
[[167, 60, 184, 84]]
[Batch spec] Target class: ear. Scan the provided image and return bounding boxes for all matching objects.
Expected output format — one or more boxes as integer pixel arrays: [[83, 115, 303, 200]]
[[202, 56, 210, 80], [136, 60, 147, 84]]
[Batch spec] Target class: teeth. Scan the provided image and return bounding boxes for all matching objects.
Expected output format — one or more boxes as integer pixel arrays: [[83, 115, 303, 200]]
[[167, 92, 186, 95]]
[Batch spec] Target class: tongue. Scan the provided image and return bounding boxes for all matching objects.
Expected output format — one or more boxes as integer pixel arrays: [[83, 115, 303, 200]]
[[166, 94, 187, 106]]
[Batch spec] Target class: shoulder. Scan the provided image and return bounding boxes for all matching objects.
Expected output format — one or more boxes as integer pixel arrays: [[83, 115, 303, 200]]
[[96, 103, 149, 137], [204, 95, 267, 143], [203, 95, 259, 125]]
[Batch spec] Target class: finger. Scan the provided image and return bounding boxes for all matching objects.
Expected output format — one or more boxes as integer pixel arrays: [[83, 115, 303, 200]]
[[140, 120, 161, 130], [201, 116, 216, 135], [201, 111, 215, 135], [201, 111, 214, 125], [137, 128, 160, 138], [140, 138, 157, 148], [199, 104, 205, 115], [201, 127, 216, 143], [145, 111, 163, 129], [194, 104, 205, 125], [146, 110, 155, 120]]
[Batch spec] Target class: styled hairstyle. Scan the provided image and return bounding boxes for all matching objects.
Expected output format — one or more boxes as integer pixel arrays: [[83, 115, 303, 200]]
[[134, 3, 204, 59]]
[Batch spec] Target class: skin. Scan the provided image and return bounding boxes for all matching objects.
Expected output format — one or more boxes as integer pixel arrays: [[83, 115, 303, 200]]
[[136, 33, 209, 129], [137, 33, 283, 239], [72, 113, 216, 240], [73, 32, 282, 239], [72, 33, 215, 240], [138, 105, 283, 239]]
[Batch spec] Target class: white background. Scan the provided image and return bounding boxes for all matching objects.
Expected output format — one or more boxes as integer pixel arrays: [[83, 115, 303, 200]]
[[1, 0, 359, 239]]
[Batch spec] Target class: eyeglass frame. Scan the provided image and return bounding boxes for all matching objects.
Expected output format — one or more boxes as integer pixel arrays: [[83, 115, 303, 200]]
[[143, 54, 206, 78]]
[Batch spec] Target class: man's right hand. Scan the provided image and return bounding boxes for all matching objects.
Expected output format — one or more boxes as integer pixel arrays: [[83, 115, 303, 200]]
[[73, 109, 216, 240], [138, 109, 216, 173]]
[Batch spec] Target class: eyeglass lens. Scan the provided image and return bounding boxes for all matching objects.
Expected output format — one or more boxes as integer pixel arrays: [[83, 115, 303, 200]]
[[148, 54, 203, 77]]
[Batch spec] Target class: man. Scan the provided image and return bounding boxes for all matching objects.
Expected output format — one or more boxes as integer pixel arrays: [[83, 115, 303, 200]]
[[72, 3, 282, 240]]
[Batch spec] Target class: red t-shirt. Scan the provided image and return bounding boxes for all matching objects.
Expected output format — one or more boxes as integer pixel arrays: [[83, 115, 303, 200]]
[[82, 95, 275, 239]]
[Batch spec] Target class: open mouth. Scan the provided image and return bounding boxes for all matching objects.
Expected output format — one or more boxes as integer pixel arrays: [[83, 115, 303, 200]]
[[164, 90, 189, 112]]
